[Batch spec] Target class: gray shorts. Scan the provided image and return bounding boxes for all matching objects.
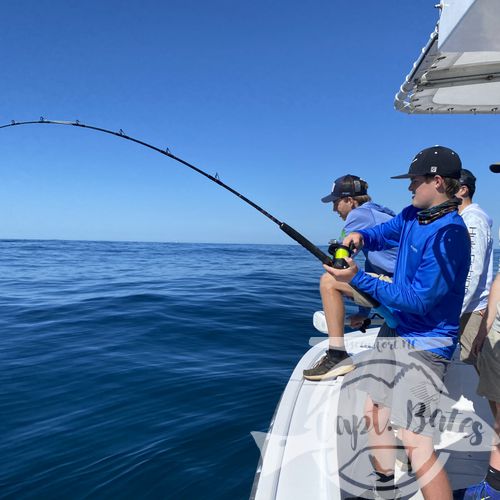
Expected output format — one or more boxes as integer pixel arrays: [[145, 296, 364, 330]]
[[459, 311, 484, 364], [354, 325, 449, 437], [477, 326, 500, 403]]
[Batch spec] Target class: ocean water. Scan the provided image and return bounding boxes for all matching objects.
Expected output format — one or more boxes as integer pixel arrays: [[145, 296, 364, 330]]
[[1, 241, 499, 499], [0, 241, 325, 499]]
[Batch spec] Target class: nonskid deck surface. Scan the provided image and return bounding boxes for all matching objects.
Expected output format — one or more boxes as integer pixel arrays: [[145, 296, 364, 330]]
[[252, 329, 493, 500]]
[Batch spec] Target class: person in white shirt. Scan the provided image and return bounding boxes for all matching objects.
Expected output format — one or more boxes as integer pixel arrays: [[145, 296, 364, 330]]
[[462, 163, 500, 499], [456, 168, 494, 364]]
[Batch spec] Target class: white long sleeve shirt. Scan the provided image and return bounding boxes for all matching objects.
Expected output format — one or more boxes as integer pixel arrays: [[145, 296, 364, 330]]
[[460, 203, 494, 314]]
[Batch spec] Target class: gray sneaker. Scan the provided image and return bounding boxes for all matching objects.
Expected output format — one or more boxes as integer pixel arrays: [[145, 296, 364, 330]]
[[373, 485, 402, 500], [303, 349, 355, 381], [345, 485, 402, 499]]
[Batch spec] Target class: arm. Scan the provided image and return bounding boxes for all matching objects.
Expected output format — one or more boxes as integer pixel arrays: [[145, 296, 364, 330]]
[[472, 273, 500, 355], [351, 226, 470, 315], [461, 214, 492, 314], [485, 273, 500, 332]]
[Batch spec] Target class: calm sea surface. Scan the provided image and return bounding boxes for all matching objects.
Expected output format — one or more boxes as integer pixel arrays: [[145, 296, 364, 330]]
[[1, 241, 499, 499]]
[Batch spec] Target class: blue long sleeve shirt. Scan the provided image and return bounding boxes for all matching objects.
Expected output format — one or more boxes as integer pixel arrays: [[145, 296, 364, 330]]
[[351, 205, 470, 359], [343, 202, 398, 276]]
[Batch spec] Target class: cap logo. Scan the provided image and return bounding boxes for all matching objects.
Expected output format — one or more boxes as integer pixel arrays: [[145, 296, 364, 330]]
[[430, 166, 437, 173]]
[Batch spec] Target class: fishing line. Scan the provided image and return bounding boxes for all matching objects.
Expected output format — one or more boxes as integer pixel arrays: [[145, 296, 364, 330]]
[[1, 118, 396, 323]]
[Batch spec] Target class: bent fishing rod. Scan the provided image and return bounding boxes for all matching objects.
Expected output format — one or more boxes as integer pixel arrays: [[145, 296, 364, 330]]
[[3, 118, 330, 262], [1, 118, 396, 324]]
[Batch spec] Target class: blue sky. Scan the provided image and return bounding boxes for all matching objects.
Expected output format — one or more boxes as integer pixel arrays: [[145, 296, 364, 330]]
[[1, 0, 499, 245]]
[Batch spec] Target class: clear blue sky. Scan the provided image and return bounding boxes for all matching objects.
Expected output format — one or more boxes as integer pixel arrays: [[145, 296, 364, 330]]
[[1, 0, 498, 245]]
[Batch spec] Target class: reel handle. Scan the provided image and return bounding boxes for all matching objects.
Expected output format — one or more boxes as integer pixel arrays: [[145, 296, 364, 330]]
[[359, 318, 372, 333]]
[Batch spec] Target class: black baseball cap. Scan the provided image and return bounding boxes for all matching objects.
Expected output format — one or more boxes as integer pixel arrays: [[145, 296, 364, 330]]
[[490, 163, 500, 173], [391, 146, 462, 179], [459, 168, 476, 189], [321, 175, 368, 203]]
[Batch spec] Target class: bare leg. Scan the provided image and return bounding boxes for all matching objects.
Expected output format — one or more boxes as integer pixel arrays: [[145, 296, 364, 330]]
[[364, 396, 396, 475], [400, 429, 452, 500], [320, 272, 354, 350], [489, 401, 500, 471]]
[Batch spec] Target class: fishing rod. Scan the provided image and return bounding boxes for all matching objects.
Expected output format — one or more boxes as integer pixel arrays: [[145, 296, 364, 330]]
[[1, 118, 396, 325], [2, 118, 330, 263]]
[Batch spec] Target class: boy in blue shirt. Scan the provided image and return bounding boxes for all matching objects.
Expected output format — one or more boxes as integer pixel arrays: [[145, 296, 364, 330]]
[[327, 146, 470, 499], [303, 175, 397, 381]]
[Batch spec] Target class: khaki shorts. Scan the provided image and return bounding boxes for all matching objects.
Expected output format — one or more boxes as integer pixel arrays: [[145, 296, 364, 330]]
[[351, 273, 392, 308], [477, 326, 500, 403], [459, 310, 484, 364]]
